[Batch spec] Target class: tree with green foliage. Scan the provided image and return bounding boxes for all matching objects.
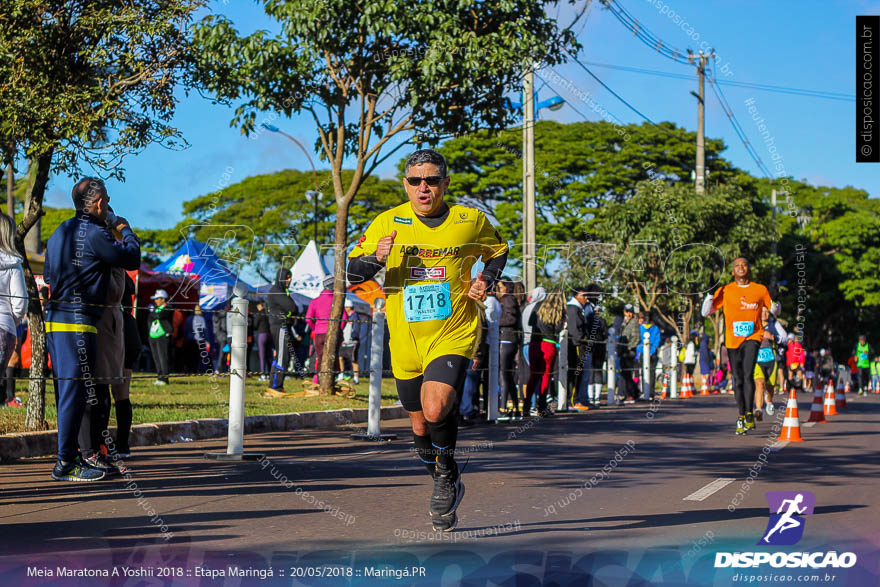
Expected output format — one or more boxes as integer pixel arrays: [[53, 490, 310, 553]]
[[0, 0, 202, 430], [589, 181, 779, 344], [139, 169, 404, 280], [192, 0, 578, 393], [441, 120, 736, 268]]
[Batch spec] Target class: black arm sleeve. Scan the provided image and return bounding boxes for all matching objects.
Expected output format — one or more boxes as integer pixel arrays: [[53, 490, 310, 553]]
[[347, 253, 384, 285], [481, 252, 508, 290]]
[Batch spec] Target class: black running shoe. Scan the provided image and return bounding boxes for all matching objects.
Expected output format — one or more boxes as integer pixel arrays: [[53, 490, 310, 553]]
[[430, 462, 465, 518], [744, 412, 756, 432], [84, 452, 126, 476], [51, 457, 106, 482], [432, 510, 458, 532], [735, 417, 746, 435]]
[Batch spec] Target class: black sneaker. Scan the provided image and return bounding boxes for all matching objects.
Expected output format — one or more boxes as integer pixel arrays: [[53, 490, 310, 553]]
[[754, 409, 763, 421], [744, 412, 756, 432], [51, 457, 106, 482], [84, 452, 126, 476], [432, 510, 458, 532], [430, 462, 465, 518]]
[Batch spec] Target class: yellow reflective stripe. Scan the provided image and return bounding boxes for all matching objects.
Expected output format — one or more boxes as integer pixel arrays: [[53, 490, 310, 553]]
[[45, 322, 98, 334]]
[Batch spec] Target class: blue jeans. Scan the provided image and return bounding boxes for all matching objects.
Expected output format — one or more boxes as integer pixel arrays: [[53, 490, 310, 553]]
[[460, 360, 481, 418], [575, 352, 592, 405]]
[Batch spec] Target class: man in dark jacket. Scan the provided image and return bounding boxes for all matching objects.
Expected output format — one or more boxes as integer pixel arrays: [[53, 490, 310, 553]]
[[566, 287, 590, 409], [618, 304, 640, 401], [148, 290, 174, 385], [44, 177, 140, 481], [265, 267, 301, 394], [212, 304, 228, 373]]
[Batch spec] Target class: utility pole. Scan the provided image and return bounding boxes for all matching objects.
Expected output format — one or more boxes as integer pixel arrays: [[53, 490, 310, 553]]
[[522, 70, 536, 293], [688, 50, 713, 195], [6, 161, 13, 221], [771, 189, 778, 295]]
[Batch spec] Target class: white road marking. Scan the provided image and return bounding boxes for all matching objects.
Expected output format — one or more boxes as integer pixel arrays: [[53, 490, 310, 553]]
[[769, 441, 789, 452], [683, 478, 735, 501], [802, 422, 816, 428]]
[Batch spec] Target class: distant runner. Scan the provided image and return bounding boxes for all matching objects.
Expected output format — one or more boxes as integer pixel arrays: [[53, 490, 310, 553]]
[[702, 257, 780, 435], [347, 149, 508, 531]]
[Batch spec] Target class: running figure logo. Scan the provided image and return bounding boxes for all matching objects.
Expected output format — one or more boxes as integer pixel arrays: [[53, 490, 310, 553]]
[[760, 491, 816, 545]]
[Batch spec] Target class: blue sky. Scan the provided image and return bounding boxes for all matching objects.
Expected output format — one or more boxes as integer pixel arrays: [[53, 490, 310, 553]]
[[42, 0, 876, 232]]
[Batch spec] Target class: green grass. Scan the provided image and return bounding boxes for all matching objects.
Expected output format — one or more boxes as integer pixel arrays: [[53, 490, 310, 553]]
[[0, 374, 400, 435]]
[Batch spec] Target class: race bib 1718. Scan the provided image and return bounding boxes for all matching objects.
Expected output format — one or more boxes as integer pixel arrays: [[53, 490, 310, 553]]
[[403, 282, 452, 323]]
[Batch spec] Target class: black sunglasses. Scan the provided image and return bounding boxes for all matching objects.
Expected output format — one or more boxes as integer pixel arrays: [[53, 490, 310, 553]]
[[405, 175, 444, 187]]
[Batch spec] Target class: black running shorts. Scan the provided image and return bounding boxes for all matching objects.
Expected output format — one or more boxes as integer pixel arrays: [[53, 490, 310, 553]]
[[394, 354, 470, 412]]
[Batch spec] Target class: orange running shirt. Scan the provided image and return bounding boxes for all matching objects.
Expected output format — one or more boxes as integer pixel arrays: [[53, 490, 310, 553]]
[[711, 282, 773, 349]]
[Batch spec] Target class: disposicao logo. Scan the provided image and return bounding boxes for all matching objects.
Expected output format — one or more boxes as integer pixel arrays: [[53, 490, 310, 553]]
[[760, 491, 815, 546], [714, 491, 857, 570]]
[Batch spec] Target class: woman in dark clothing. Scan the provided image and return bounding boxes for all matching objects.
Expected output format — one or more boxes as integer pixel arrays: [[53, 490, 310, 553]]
[[253, 302, 272, 379], [497, 277, 522, 420], [526, 288, 567, 415]]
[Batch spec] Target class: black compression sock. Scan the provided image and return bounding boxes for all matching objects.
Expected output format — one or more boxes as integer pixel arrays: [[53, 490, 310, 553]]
[[115, 398, 133, 453], [413, 433, 436, 475], [426, 411, 458, 469], [5, 366, 16, 403]]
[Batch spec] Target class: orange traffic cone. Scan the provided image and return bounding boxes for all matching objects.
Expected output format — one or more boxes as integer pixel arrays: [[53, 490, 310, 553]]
[[836, 382, 848, 410], [823, 383, 838, 416], [660, 374, 668, 400], [777, 387, 804, 442], [806, 384, 827, 423], [699, 376, 711, 396], [681, 373, 694, 398]]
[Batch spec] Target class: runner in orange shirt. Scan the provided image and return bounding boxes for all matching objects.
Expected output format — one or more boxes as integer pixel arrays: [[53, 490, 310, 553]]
[[702, 257, 780, 435]]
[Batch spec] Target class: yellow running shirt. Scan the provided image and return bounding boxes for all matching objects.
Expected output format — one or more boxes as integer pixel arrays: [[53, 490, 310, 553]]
[[349, 203, 508, 379]]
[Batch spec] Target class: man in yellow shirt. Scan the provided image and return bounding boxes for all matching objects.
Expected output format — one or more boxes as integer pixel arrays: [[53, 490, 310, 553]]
[[348, 149, 508, 531]]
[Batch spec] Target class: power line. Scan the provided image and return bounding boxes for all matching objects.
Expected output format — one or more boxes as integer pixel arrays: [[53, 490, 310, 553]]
[[535, 71, 622, 125], [599, 0, 692, 65], [708, 69, 773, 178], [577, 60, 855, 102], [565, 51, 670, 130]]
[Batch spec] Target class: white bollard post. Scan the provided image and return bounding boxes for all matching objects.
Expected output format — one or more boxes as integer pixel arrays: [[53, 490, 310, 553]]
[[557, 329, 568, 411], [205, 295, 263, 461], [487, 311, 500, 421], [642, 331, 652, 400], [351, 306, 396, 441], [670, 335, 679, 399], [606, 327, 618, 406]]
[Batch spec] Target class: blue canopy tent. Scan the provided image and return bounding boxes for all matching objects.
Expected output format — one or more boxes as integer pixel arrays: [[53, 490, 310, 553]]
[[153, 238, 253, 310]]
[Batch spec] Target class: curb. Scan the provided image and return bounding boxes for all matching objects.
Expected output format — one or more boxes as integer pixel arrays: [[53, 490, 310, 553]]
[[0, 405, 409, 461]]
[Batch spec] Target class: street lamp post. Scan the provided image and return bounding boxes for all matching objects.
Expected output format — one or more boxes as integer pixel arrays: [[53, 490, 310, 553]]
[[305, 190, 321, 243], [261, 123, 323, 243]]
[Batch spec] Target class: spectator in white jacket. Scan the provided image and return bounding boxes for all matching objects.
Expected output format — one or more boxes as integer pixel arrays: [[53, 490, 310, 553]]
[[0, 215, 28, 407]]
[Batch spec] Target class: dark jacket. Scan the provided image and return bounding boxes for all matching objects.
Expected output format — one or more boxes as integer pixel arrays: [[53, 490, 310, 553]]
[[530, 301, 566, 345], [499, 294, 522, 344], [699, 333, 713, 370], [566, 300, 588, 346], [588, 312, 607, 368], [122, 274, 142, 365], [266, 267, 299, 328], [253, 308, 270, 334], [44, 212, 140, 325], [149, 304, 174, 339], [620, 316, 640, 356], [213, 309, 228, 345]]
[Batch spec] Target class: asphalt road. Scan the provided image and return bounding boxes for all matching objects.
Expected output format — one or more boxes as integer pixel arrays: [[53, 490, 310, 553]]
[[0, 391, 877, 586]]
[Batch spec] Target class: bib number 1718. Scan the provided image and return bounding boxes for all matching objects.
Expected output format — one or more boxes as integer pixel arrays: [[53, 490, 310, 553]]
[[404, 282, 452, 323]]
